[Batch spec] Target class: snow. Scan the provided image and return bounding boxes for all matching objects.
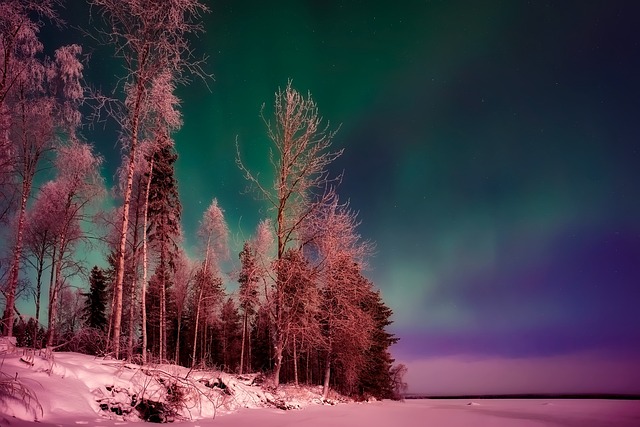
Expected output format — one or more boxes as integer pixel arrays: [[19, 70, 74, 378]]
[[2, 350, 639, 427]]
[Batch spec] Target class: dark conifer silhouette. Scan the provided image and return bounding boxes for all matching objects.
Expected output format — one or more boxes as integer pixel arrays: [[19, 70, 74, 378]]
[[83, 266, 108, 331]]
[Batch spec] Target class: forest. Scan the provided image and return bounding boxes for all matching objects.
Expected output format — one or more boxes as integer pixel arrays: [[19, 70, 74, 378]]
[[0, 0, 404, 400]]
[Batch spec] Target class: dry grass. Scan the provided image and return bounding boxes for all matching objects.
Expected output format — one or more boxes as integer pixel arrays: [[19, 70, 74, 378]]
[[0, 368, 43, 421]]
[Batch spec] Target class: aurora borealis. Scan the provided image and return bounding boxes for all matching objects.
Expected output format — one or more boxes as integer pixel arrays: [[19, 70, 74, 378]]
[[49, 1, 640, 393]]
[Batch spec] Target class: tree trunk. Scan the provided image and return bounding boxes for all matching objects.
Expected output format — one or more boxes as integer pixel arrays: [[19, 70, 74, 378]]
[[33, 233, 47, 347], [322, 354, 331, 400], [203, 322, 209, 365], [191, 286, 202, 367], [46, 245, 57, 345], [128, 272, 137, 360], [239, 307, 248, 374], [159, 245, 166, 362], [127, 188, 141, 360], [174, 315, 182, 365], [191, 242, 210, 367], [141, 158, 153, 364], [2, 177, 31, 336], [272, 329, 284, 388], [293, 335, 299, 386], [112, 79, 145, 359], [47, 230, 67, 347], [306, 347, 310, 385], [248, 327, 252, 373]]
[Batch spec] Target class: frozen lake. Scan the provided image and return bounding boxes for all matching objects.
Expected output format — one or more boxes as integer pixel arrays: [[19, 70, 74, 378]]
[[6, 398, 639, 427]]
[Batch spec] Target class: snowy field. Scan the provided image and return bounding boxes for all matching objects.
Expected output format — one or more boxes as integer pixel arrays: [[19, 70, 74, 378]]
[[4, 398, 640, 427], [1, 351, 639, 427]]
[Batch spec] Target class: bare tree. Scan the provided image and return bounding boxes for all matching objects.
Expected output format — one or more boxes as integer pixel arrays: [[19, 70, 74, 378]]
[[390, 363, 408, 400], [191, 198, 228, 367], [236, 81, 342, 387], [2, 41, 84, 336], [90, 0, 208, 357], [0, 0, 60, 106], [45, 141, 104, 346], [0, 1, 60, 225], [22, 196, 57, 335]]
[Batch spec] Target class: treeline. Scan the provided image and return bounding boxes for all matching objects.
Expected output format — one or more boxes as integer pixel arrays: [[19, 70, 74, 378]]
[[0, 0, 405, 400]]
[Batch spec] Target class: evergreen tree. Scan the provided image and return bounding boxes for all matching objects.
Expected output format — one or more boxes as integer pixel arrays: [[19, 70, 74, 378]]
[[357, 287, 399, 399], [251, 305, 273, 373], [238, 241, 259, 373], [219, 297, 242, 372], [84, 266, 108, 331], [147, 139, 181, 361]]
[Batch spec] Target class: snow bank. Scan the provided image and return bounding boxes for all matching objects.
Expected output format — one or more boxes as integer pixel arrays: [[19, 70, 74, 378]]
[[0, 350, 334, 425]]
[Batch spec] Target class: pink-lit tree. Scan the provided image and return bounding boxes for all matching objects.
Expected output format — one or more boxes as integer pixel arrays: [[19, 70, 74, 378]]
[[45, 141, 104, 347], [303, 196, 374, 398], [0, 0, 60, 227], [0, 0, 59, 105], [191, 198, 228, 367], [237, 241, 258, 374], [1, 39, 84, 336], [22, 186, 60, 343], [237, 218, 274, 374], [236, 81, 342, 387], [91, 0, 208, 357], [171, 249, 193, 365]]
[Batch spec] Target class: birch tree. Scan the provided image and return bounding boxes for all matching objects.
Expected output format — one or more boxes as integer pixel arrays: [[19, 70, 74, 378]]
[[236, 81, 342, 387], [191, 199, 228, 367], [22, 194, 57, 334], [0, 0, 59, 105], [91, 0, 208, 357], [0, 0, 60, 227], [2, 42, 84, 336], [46, 141, 104, 346]]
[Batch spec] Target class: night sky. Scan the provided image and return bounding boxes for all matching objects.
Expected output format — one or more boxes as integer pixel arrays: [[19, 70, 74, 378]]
[[49, 1, 640, 393]]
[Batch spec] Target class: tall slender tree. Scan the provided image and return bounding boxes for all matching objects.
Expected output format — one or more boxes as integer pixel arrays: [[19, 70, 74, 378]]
[[91, 0, 208, 357], [237, 241, 258, 374], [191, 199, 228, 366], [146, 138, 181, 362], [2, 41, 84, 336], [236, 81, 342, 387], [172, 249, 193, 365], [46, 141, 104, 346]]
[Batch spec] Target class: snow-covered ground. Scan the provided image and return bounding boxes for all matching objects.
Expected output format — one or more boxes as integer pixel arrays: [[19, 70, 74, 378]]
[[1, 350, 639, 427]]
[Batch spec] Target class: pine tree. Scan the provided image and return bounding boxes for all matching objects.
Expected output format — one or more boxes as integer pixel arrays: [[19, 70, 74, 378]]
[[358, 287, 399, 399], [147, 139, 181, 361], [220, 297, 242, 372], [251, 305, 273, 373], [84, 266, 108, 331], [238, 241, 259, 374]]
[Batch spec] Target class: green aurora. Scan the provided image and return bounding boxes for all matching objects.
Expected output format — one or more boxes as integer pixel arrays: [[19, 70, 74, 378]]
[[36, 0, 640, 376]]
